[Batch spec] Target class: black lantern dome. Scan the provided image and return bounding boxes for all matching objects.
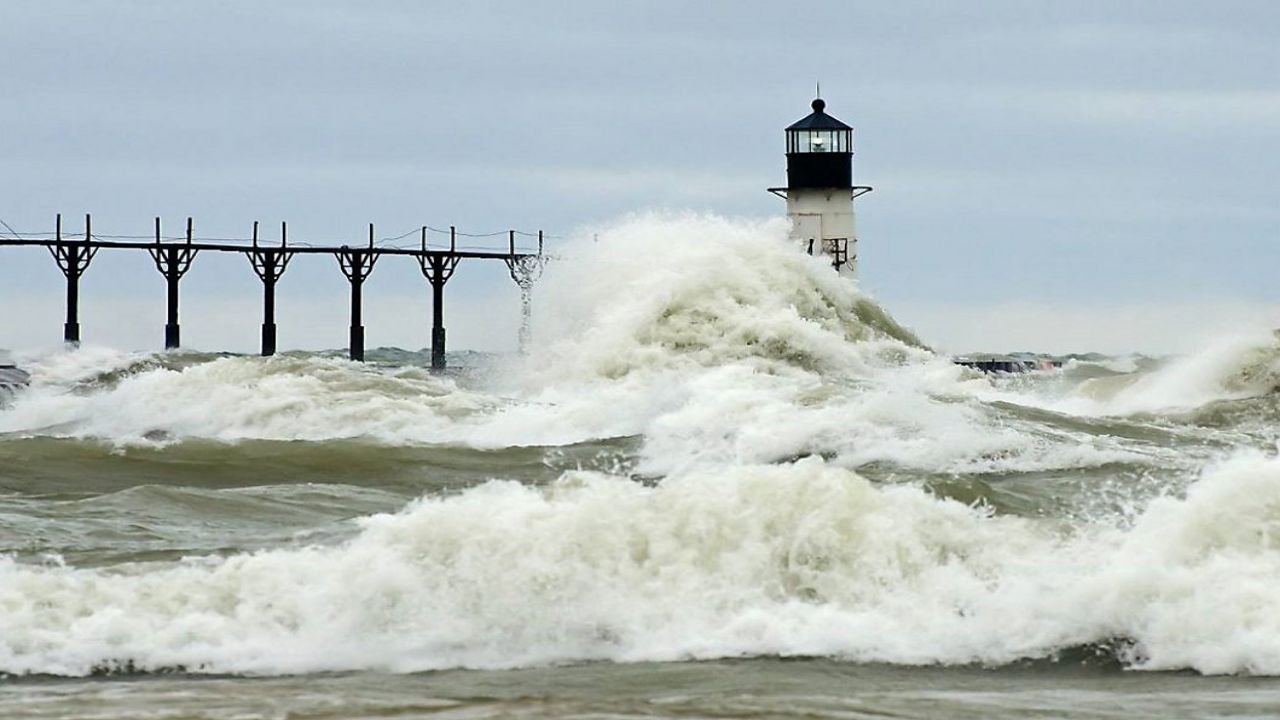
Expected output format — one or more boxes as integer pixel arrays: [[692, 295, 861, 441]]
[[786, 98, 853, 190]]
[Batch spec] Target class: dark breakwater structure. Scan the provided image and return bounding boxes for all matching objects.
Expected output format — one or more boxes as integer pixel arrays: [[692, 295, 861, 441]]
[[1, 214, 546, 369]]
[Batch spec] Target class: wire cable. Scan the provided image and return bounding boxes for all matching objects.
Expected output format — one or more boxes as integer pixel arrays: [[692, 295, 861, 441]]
[[0, 218, 22, 240]]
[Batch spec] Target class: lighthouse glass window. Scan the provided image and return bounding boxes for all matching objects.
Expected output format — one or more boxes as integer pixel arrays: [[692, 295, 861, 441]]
[[789, 130, 851, 153]]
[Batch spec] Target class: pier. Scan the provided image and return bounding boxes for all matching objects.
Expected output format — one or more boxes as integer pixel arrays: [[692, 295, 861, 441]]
[[0, 215, 546, 369]]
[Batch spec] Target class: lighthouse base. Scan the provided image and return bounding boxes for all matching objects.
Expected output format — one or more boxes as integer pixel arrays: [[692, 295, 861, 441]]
[[769, 185, 870, 277]]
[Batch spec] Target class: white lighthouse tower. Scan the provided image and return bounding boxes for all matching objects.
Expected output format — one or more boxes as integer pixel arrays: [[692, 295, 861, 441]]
[[769, 97, 872, 276]]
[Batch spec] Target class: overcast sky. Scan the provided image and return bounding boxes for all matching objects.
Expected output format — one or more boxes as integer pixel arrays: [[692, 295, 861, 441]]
[[2, 1, 1278, 355]]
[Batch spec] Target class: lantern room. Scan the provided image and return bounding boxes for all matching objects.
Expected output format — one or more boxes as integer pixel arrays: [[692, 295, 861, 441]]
[[785, 98, 854, 189]]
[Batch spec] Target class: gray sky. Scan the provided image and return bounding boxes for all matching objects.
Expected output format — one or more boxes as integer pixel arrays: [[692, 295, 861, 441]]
[[2, 0, 1278, 355]]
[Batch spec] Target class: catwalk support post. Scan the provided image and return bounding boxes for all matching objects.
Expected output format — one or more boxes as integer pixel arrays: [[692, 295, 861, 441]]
[[418, 225, 460, 370], [147, 217, 198, 350], [247, 221, 294, 356], [48, 213, 97, 346], [336, 225, 378, 361], [504, 230, 545, 355]]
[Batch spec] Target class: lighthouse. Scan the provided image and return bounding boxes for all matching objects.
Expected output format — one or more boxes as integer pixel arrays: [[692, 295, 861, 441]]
[[769, 97, 872, 276]]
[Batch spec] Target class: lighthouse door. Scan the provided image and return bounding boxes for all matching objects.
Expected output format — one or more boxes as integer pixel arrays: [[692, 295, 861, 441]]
[[794, 214, 822, 255]]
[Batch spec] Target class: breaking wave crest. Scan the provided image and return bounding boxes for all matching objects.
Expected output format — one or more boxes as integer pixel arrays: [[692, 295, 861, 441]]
[[1019, 329, 1280, 417], [5, 453, 1280, 676], [525, 213, 925, 382]]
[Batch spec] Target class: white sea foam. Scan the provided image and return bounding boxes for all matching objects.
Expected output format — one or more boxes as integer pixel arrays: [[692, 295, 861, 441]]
[[1098, 329, 1280, 414], [0, 351, 495, 444], [976, 328, 1280, 418], [4, 452, 1280, 676]]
